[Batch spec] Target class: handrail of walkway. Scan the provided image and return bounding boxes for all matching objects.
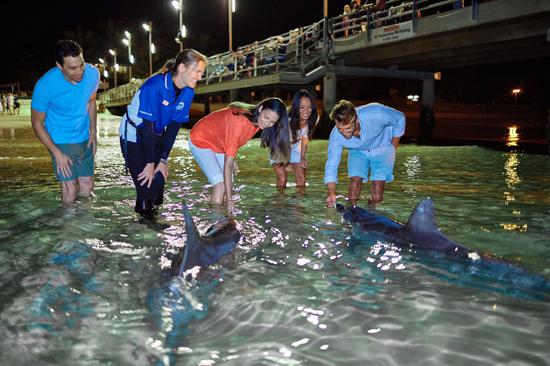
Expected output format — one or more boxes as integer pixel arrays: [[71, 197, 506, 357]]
[[202, 19, 326, 85], [98, 0, 483, 107]]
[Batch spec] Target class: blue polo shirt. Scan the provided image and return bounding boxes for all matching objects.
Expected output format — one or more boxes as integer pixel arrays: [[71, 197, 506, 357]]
[[31, 63, 100, 144], [119, 72, 194, 142], [324, 103, 406, 184]]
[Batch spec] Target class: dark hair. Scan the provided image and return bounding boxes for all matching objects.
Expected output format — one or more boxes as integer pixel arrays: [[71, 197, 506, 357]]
[[161, 48, 207, 74], [229, 97, 291, 163], [289, 89, 319, 142], [330, 99, 356, 124], [55, 40, 83, 66]]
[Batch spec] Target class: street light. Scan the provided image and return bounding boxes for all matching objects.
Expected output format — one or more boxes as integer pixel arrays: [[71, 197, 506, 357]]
[[98, 57, 109, 88], [122, 30, 133, 81], [512, 88, 521, 107], [171, 0, 184, 51], [143, 22, 154, 76], [227, 0, 236, 51], [108, 49, 118, 88]]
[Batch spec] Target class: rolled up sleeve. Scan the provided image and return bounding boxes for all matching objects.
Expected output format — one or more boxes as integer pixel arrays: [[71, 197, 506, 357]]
[[324, 134, 343, 184]]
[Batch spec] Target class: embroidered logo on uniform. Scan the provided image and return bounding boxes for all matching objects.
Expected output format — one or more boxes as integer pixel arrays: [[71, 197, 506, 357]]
[[176, 101, 185, 110], [162, 100, 169, 106]]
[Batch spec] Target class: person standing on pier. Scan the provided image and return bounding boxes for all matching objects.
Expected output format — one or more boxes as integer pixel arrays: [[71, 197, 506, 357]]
[[271, 89, 319, 188], [31, 40, 100, 205], [119, 49, 207, 217], [324, 100, 406, 207]]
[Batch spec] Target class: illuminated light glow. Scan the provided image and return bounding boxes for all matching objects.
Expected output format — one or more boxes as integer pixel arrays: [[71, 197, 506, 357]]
[[151, 43, 156, 54], [122, 38, 129, 46], [171, 0, 181, 10], [109, 49, 116, 56], [467, 252, 481, 260], [395, 264, 406, 270], [320, 345, 330, 350], [291, 338, 310, 347], [124, 30, 131, 39], [367, 328, 381, 334], [319, 324, 327, 329], [142, 23, 151, 32], [500, 223, 528, 232], [506, 126, 520, 147], [297, 258, 311, 266], [98, 57, 105, 63], [279, 347, 292, 357], [232, 0, 236, 13]]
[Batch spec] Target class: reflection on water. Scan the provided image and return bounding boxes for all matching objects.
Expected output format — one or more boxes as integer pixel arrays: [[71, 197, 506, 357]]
[[0, 115, 549, 365]]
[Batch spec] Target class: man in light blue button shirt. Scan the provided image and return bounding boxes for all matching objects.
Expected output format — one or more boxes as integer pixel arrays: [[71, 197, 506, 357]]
[[324, 100, 406, 207]]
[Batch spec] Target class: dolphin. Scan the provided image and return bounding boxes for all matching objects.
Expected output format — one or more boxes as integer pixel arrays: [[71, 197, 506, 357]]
[[337, 198, 471, 257], [337, 198, 550, 299], [171, 203, 241, 276]]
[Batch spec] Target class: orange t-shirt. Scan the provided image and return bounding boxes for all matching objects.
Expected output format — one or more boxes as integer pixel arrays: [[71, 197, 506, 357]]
[[190, 108, 259, 157]]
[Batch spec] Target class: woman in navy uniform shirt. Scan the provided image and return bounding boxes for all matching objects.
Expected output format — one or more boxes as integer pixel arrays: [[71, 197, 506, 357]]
[[119, 49, 207, 216]]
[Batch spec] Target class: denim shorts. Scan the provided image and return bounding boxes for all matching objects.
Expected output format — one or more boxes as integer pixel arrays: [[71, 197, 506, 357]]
[[270, 141, 301, 165], [51, 140, 94, 182], [347, 145, 396, 182], [188, 139, 226, 185]]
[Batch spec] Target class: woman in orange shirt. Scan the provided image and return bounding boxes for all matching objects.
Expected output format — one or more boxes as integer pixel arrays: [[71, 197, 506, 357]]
[[189, 97, 290, 212]]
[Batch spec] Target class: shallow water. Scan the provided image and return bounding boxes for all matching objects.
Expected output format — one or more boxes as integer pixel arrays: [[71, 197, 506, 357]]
[[0, 115, 549, 366]]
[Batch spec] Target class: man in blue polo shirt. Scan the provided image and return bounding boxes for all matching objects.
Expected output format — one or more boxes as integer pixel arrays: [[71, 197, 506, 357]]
[[325, 99, 406, 207], [119, 49, 206, 216], [31, 40, 100, 206]]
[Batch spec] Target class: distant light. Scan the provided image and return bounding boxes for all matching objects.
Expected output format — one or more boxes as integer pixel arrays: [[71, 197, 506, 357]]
[[315, 84, 321, 92], [232, 0, 236, 13], [142, 23, 151, 32], [181, 25, 187, 38], [171, 0, 181, 10], [129, 55, 135, 64], [115, 63, 120, 71], [151, 43, 156, 54], [407, 95, 419, 102], [98, 57, 105, 63], [512, 88, 521, 95], [434, 71, 441, 80], [124, 30, 131, 39], [109, 49, 116, 56], [122, 38, 130, 46], [103, 70, 109, 78]]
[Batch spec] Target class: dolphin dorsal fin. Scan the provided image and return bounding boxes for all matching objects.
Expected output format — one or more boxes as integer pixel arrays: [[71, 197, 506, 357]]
[[404, 198, 440, 234], [182, 203, 201, 244]]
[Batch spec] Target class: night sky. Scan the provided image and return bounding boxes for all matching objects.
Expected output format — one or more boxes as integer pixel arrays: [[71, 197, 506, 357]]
[[1, 0, 342, 89], [2, 0, 548, 107]]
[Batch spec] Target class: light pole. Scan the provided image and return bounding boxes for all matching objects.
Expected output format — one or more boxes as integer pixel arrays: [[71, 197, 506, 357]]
[[227, 0, 236, 51], [98, 57, 109, 89], [171, 0, 184, 51], [108, 49, 118, 88], [143, 22, 154, 76], [122, 30, 134, 81], [512, 88, 521, 107]]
